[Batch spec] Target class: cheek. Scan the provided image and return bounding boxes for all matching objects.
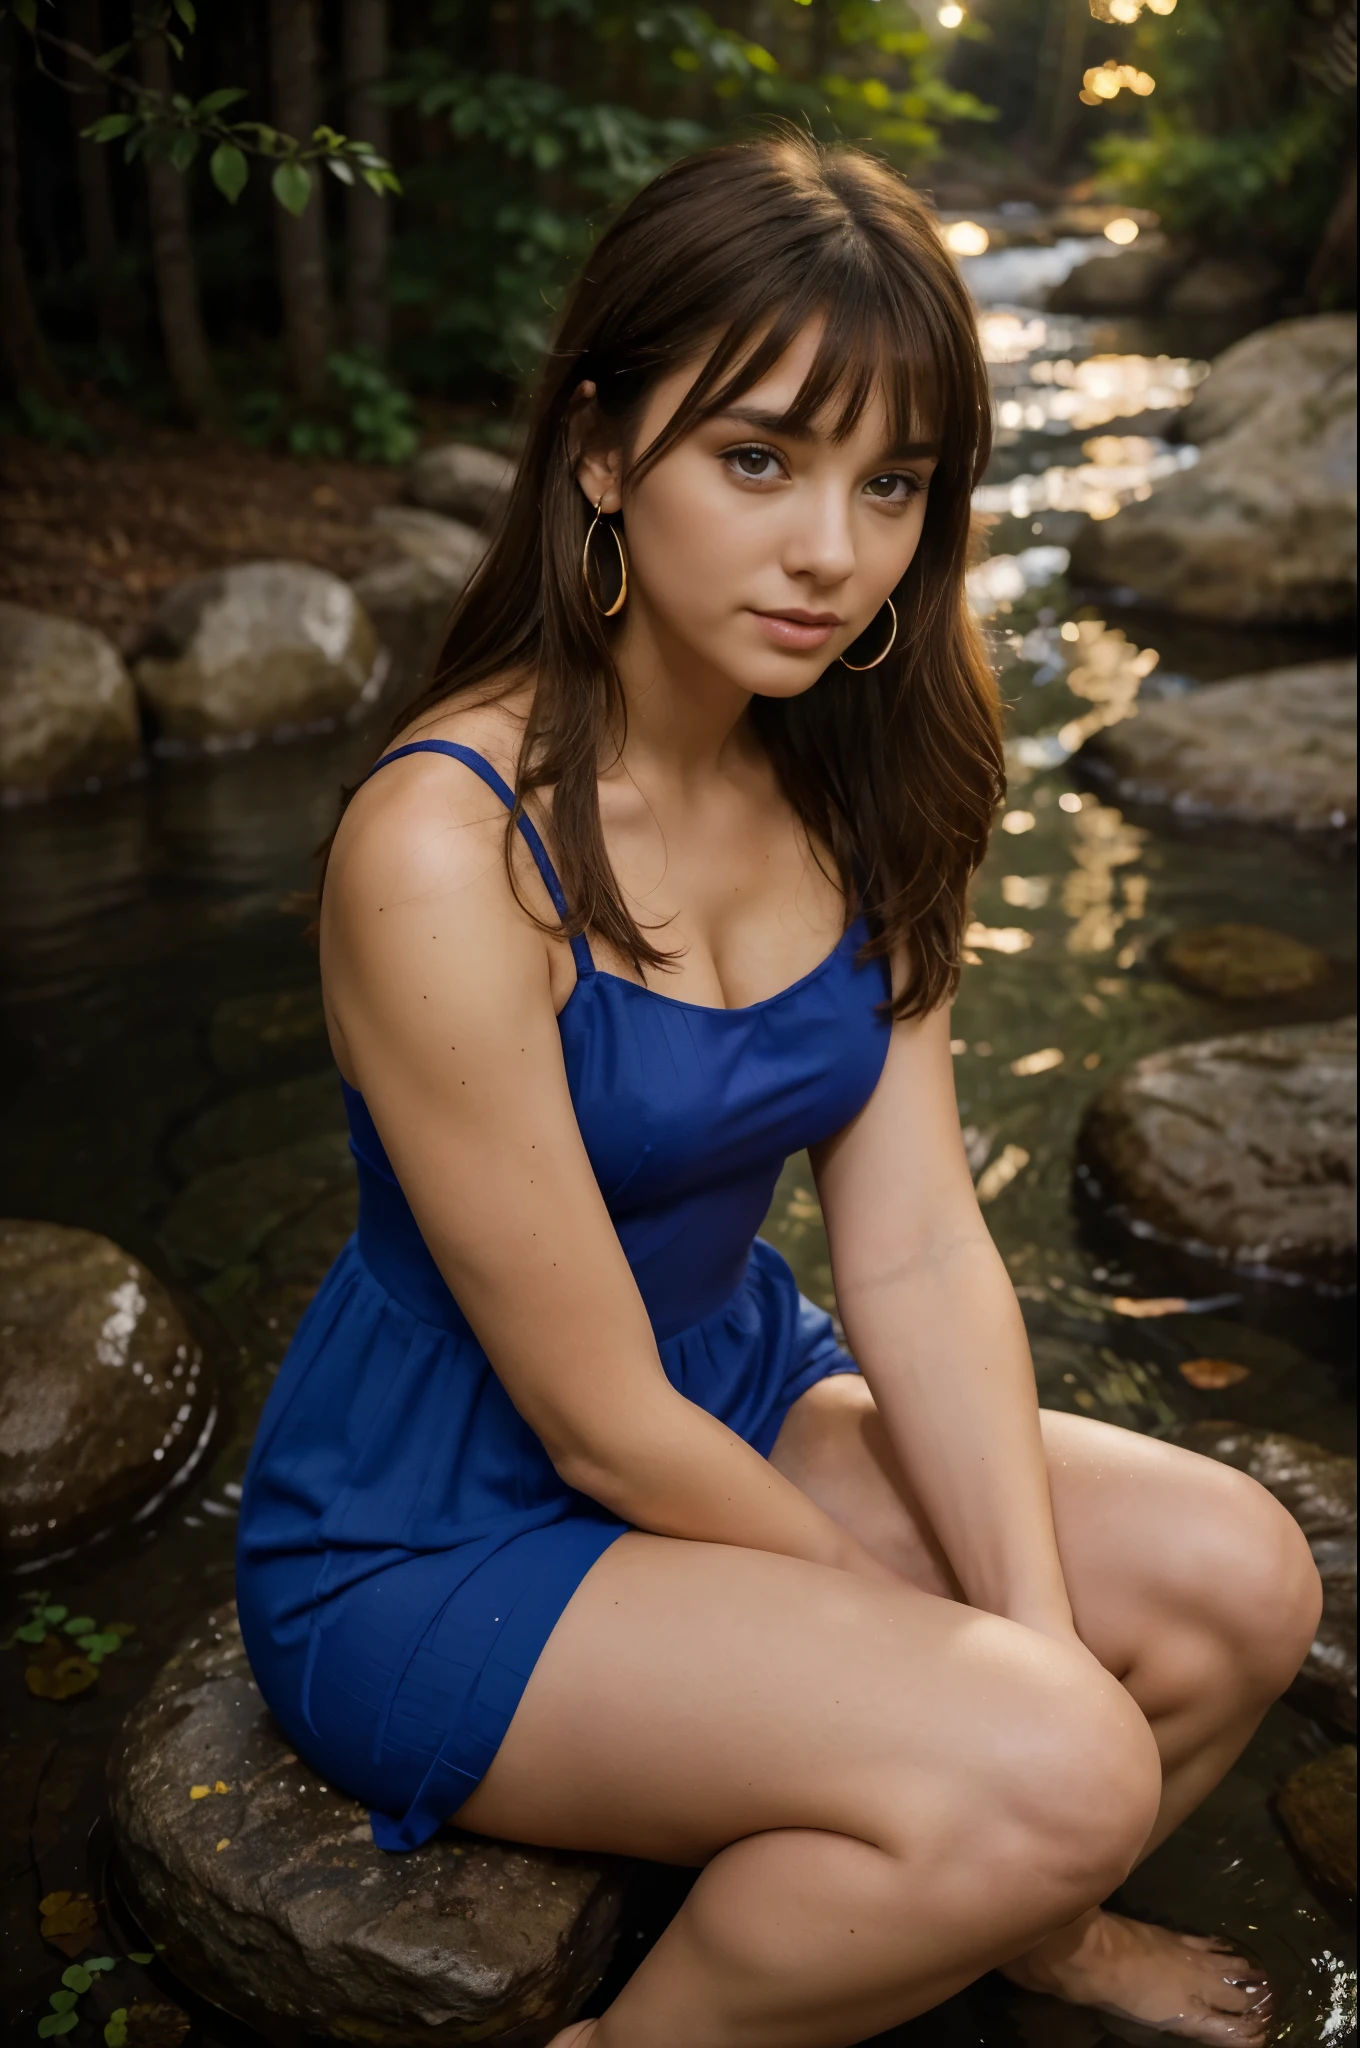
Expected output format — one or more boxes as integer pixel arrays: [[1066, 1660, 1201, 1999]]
[[626, 463, 762, 617]]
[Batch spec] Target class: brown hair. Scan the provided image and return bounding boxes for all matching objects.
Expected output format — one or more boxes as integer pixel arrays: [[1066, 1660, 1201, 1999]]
[[377, 132, 1001, 1019]]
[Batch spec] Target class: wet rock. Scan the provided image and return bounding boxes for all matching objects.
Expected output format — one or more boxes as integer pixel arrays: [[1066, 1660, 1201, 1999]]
[[1071, 320, 1356, 622], [372, 506, 487, 586], [1183, 314, 1357, 447], [0, 1223, 216, 1563], [109, 1606, 623, 2047], [168, 1071, 346, 1181], [1177, 1423, 1356, 1735], [1047, 241, 1179, 313], [134, 563, 382, 747], [407, 441, 516, 527], [1164, 256, 1281, 318], [159, 1133, 355, 1275], [1080, 1018, 1357, 1292], [0, 603, 142, 802], [208, 987, 329, 1081], [257, 1184, 359, 1339], [1276, 1746, 1357, 1895], [1080, 659, 1356, 835], [350, 555, 463, 700], [1163, 924, 1332, 1002]]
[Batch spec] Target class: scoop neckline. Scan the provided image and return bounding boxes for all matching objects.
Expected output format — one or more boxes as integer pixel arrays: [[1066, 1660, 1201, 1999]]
[[562, 918, 863, 1021]]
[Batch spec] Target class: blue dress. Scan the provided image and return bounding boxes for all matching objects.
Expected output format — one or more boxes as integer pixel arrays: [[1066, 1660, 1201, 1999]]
[[236, 741, 892, 1851]]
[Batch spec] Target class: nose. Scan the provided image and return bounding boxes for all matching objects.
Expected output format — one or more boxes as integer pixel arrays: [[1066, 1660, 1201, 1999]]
[[782, 481, 856, 589]]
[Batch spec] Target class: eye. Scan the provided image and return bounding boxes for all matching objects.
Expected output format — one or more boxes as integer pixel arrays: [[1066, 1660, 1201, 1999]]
[[864, 472, 923, 503], [725, 443, 785, 482]]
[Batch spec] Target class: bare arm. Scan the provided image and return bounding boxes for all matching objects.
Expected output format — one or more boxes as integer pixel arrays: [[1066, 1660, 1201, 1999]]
[[812, 1001, 1075, 1640], [321, 753, 893, 1583]]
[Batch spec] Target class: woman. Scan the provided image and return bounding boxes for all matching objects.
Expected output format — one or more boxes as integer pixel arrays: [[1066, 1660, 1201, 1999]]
[[237, 137, 1321, 2048]]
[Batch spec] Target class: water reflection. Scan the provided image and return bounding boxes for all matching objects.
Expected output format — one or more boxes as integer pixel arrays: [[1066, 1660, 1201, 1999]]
[[1059, 795, 1148, 957], [973, 437, 1199, 522], [0, 787, 152, 1003]]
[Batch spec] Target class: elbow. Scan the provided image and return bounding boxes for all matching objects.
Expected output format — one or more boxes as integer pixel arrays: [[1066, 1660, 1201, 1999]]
[[543, 1430, 642, 1518]]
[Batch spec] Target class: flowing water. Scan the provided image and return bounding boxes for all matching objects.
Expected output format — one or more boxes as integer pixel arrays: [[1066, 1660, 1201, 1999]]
[[1, 239, 1355, 2045]]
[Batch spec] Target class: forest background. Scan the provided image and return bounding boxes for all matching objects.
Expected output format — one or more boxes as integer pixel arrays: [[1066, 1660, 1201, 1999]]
[[0, 0, 1354, 472]]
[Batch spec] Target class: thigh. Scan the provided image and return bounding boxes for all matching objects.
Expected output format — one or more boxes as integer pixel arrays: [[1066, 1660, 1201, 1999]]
[[768, 1375, 1311, 1680], [454, 1527, 1121, 1865]]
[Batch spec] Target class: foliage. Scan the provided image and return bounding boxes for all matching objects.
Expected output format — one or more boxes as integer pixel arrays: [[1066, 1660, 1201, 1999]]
[[5, 388, 105, 453], [238, 349, 420, 462], [9, 1592, 135, 1698], [1088, 0, 1353, 258], [8, 2, 400, 215]]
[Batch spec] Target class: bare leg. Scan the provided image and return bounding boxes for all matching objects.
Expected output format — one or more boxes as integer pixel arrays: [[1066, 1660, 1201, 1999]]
[[770, 1379, 1323, 2046], [455, 1530, 1163, 2048]]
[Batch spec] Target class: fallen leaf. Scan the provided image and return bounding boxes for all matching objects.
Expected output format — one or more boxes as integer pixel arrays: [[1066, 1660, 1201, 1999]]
[[1178, 1357, 1251, 1391], [188, 1785, 211, 1799], [39, 1889, 99, 1957], [126, 2000, 190, 2048], [215, 1838, 231, 1851], [1107, 1295, 1191, 1318], [26, 1635, 98, 1699], [213, 1780, 230, 1794]]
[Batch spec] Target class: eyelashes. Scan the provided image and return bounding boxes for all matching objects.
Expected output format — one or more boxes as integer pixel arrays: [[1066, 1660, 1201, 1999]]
[[721, 443, 925, 504]]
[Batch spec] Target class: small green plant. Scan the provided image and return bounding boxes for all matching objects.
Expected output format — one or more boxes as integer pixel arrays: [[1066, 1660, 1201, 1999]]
[[237, 351, 418, 464], [38, 1957, 115, 2038], [6, 389, 104, 454], [9, 1593, 136, 1699]]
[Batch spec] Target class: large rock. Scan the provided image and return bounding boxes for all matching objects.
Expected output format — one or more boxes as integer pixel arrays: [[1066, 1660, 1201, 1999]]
[[1071, 318, 1356, 621], [1182, 314, 1357, 446], [1047, 241, 1179, 313], [0, 1222, 216, 1563], [351, 555, 463, 700], [168, 1071, 346, 1181], [109, 1607, 624, 2046], [159, 1132, 355, 1275], [1079, 1018, 1357, 1292], [1177, 1423, 1356, 1735], [0, 603, 142, 802], [134, 563, 382, 748], [372, 506, 487, 585], [1080, 659, 1356, 835], [1163, 924, 1331, 1002], [1277, 1746, 1356, 1895], [407, 442, 516, 527], [208, 987, 330, 1081], [1164, 255, 1281, 318]]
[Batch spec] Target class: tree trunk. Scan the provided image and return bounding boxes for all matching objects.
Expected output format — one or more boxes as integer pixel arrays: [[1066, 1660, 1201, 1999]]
[[64, 0, 142, 345], [0, 23, 63, 400], [1307, 150, 1357, 309], [138, 27, 221, 423], [1041, 0, 1090, 175], [269, 0, 331, 401], [342, 0, 389, 357]]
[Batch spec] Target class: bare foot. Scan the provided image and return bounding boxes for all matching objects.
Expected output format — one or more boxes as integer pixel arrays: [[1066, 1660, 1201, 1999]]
[[1003, 1909, 1272, 2045], [546, 2024, 598, 2047]]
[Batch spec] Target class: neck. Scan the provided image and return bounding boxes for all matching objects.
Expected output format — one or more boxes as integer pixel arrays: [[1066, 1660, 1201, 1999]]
[[606, 595, 757, 786]]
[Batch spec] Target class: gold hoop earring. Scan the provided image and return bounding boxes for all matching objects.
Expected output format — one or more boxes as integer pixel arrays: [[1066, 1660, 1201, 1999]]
[[839, 597, 897, 671], [582, 498, 627, 617]]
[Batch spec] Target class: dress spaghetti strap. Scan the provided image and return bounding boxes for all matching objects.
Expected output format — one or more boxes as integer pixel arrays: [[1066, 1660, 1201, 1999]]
[[366, 740, 594, 978]]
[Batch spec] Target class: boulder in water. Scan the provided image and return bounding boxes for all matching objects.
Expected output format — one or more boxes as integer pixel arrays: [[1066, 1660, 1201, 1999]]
[[1176, 1423, 1356, 1736], [1079, 659, 1356, 836], [1047, 241, 1179, 313], [159, 1132, 355, 1276], [1071, 318, 1356, 622], [406, 442, 516, 527], [108, 1606, 624, 2047], [0, 603, 142, 803], [0, 1222, 216, 1563], [1276, 1745, 1356, 1895], [1164, 256, 1281, 318], [1079, 1018, 1357, 1292], [1182, 314, 1356, 447], [168, 1070, 346, 1181], [134, 563, 382, 747], [1163, 925, 1332, 1002]]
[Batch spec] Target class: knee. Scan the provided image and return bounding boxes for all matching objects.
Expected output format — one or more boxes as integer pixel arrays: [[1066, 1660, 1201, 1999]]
[[1181, 1466, 1323, 1699], [984, 1649, 1163, 1907]]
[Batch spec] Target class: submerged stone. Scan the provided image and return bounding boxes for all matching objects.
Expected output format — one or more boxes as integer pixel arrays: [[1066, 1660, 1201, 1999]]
[[159, 1133, 355, 1275], [1164, 924, 1332, 1002], [208, 987, 330, 1081], [0, 1222, 216, 1563], [109, 1607, 624, 2046], [1079, 659, 1356, 836], [0, 602, 143, 802], [1276, 1746, 1357, 1896], [1080, 1018, 1357, 1291], [1178, 1422, 1356, 1735], [168, 1070, 346, 1181]]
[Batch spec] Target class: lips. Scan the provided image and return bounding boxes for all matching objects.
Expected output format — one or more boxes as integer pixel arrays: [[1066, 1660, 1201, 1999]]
[[751, 609, 843, 652]]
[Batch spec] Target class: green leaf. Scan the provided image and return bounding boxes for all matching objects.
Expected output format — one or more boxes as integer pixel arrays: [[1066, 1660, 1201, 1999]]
[[169, 130, 199, 173], [15, 1620, 47, 1643], [61, 1966, 92, 1993], [37, 2019, 62, 2040], [165, 32, 184, 60], [62, 1617, 94, 1636], [127, 1954, 154, 1965], [84, 1959, 116, 1972], [173, 0, 198, 26], [48, 1993, 78, 2014], [105, 2024, 128, 2048], [325, 157, 355, 184], [197, 87, 247, 115], [82, 1632, 123, 1658], [210, 143, 248, 203], [43, 1605, 68, 1624], [80, 115, 134, 144], [271, 160, 313, 216], [93, 41, 131, 71]]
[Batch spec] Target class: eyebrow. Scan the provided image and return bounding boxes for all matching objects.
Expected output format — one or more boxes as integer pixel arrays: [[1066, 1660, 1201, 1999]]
[[710, 405, 940, 461]]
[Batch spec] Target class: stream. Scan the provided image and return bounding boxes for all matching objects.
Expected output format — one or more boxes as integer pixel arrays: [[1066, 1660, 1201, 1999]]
[[1, 237, 1355, 2046]]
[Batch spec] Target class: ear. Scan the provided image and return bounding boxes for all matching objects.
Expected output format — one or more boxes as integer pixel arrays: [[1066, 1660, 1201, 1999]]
[[568, 380, 624, 514]]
